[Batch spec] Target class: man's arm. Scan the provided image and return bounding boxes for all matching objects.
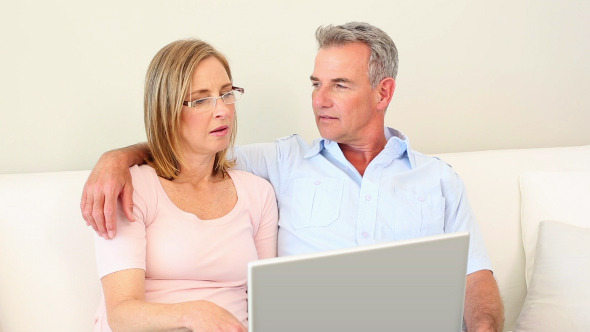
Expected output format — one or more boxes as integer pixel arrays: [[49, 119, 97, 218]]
[[81, 141, 280, 240], [463, 270, 504, 332], [80, 143, 149, 239]]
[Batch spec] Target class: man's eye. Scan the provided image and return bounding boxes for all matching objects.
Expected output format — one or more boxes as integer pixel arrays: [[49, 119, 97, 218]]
[[335, 84, 347, 89], [311, 82, 320, 89]]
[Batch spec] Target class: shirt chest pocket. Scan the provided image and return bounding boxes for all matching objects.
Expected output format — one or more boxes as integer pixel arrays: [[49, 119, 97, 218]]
[[391, 188, 445, 240], [290, 177, 343, 229]]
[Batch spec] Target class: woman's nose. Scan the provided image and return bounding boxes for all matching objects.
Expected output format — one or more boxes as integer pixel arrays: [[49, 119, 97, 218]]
[[213, 98, 232, 118]]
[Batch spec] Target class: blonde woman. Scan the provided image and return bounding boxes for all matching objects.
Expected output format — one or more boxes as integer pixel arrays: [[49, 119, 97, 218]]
[[93, 39, 278, 331]]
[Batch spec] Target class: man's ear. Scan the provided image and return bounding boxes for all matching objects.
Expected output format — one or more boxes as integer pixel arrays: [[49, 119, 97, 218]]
[[376, 77, 395, 111]]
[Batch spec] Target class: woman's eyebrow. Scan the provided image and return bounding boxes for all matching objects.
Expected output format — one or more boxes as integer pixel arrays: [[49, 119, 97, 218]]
[[187, 83, 233, 99]]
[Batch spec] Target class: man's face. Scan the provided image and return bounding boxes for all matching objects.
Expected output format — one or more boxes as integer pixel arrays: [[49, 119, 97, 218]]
[[310, 42, 384, 145]]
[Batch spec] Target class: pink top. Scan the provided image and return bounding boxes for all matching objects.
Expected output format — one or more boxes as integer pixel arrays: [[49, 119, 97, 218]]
[[93, 165, 278, 330]]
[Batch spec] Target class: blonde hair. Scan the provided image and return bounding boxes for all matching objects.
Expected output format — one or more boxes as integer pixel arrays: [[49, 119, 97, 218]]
[[144, 39, 236, 180]]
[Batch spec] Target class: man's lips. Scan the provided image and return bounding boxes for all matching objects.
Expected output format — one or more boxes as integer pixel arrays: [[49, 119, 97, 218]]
[[318, 115, 338, 120], [210, 125, 229, 136]]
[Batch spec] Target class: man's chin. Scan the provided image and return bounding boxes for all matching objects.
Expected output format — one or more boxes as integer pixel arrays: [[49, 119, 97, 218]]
[[318, 130, 338, 142]]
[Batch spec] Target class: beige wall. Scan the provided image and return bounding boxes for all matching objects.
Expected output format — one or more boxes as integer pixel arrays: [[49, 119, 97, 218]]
[[1, 0, 589, 174]]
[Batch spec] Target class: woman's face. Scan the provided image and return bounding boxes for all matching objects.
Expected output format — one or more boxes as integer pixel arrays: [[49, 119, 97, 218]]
[[178, 57, 235, 160]]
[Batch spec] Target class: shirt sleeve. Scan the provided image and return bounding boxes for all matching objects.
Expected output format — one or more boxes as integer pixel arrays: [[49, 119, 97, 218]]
[[233, 143, 280, 182], [443, 170, 492, 275], [94, 165, 152, 279]]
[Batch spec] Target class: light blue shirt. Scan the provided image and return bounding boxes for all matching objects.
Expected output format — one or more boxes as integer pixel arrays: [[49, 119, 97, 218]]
[[234, 127, 491, 274]]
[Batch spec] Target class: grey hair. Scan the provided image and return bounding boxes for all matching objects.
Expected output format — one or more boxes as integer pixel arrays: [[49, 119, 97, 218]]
[[315, 22, 398, 88]]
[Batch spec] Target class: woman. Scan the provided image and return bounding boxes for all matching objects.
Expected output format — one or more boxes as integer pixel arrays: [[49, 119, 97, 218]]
[[93, 39, 278, 331]]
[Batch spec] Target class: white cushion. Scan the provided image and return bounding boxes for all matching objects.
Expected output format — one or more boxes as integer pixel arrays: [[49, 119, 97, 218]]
[[0, 171, 101, 332], [514, 220, 590, 331], [438, 145, 590, 331], [519, 171, 590, 286]]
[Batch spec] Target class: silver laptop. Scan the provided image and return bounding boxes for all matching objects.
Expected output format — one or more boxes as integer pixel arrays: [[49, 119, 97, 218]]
[[248, 232, 469, 332]]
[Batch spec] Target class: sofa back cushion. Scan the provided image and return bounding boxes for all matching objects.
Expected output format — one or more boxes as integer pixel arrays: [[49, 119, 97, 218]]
[[514, 220, 590, 331], [0, 170, 100, 332], [435, 144, 590, 331]]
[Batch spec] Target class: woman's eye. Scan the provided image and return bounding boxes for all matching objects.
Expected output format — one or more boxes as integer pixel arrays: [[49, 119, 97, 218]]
[[193, 98, 208, 105]]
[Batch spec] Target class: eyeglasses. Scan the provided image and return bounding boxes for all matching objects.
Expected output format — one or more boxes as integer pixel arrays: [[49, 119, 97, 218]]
[[182, 86, 244, 112]]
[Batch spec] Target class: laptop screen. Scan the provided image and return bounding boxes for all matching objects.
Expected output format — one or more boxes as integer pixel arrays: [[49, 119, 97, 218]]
[[248, 232, 469, 332]]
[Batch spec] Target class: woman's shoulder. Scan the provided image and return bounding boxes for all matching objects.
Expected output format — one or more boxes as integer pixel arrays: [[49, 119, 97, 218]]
[[127, 164, 162, 221], [229, 169, 275, 199], [229, 170, 277, 221], [129, 164, 157, 182], [128, 164, 161, 196]]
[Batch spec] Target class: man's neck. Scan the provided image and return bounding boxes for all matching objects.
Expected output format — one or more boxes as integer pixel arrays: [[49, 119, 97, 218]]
[[338, 135, 388, 176]]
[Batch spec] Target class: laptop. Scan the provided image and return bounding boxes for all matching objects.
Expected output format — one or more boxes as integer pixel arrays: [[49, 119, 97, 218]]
[[248, 232, 469, 332]]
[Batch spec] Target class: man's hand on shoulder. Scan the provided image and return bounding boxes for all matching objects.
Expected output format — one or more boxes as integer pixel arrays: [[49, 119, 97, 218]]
[[80, 145, 146, 239]]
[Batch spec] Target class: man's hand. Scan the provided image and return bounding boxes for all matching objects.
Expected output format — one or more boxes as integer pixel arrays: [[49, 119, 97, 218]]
[[81, 144, 149, 238], [81, 150, 134, 239], [464, 270, 504, 332]]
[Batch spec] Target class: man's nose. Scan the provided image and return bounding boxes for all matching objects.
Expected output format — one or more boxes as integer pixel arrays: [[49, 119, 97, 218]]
[[312, 88, 331, 109]]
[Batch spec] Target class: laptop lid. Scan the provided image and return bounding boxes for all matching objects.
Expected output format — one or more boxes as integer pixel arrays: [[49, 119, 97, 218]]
[[248, 232, 469, 332]]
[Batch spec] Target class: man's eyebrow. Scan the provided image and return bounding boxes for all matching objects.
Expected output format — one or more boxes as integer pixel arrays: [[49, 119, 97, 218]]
[[332, 78, 353, 84], [309, 76, 353, 85]]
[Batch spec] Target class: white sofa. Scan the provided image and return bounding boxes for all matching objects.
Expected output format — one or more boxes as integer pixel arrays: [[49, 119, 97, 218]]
[[1, 144, 589, 331]]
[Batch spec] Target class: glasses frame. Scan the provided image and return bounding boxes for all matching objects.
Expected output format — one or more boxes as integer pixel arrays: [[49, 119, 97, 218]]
[[182, 86, 244, 110]]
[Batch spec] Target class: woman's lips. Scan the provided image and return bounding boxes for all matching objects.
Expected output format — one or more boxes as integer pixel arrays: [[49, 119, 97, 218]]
[[210, 125, 229, 137]]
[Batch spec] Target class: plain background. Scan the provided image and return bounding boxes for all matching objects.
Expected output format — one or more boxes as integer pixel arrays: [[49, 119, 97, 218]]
[[1, 0, 589, 174]]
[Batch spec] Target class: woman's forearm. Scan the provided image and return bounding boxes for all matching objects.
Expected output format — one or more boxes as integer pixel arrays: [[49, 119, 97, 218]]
[[107, 299, 190, 332]]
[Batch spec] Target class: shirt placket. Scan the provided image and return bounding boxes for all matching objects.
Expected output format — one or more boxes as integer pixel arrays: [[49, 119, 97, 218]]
[[356, 166, 383, 246]]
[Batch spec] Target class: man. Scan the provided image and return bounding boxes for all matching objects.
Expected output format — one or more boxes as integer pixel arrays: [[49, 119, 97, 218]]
[[82, 22, 504, 331]]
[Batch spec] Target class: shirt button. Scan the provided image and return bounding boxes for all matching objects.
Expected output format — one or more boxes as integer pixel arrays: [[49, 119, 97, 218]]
[[365, 194, 372, 201], [362, 232, 369, 238], [314, 180, 321, 185]]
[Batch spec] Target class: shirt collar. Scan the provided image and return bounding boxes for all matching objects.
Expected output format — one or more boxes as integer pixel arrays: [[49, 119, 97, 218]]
[[304, 127, 415, 168]]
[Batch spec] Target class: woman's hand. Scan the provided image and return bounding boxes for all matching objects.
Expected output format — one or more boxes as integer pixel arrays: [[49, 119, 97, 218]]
[[181, 301, 248, 332], [103, 270, 247, 331]]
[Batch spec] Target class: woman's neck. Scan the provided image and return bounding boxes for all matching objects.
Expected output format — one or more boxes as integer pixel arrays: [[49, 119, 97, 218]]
[[173, 153, 220, 184]]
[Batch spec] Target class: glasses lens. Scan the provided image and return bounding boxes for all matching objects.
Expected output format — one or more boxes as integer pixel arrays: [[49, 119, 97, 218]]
[[222, 92, 236, 105], [225, 91, 241, 105], [193, 98, 214, 111]]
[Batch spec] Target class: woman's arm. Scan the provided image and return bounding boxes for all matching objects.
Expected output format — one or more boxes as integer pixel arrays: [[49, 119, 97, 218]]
[[253, 181, 279, 260], [102, 269, 247, 332]]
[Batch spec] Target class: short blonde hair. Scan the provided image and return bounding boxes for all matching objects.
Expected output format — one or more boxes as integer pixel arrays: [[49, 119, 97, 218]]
[[144, 39, 236, 180]]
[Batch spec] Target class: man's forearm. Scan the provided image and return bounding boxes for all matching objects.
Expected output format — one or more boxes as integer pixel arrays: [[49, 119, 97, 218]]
[[464, 270, 504, 332], [103, 142, 150, 169]]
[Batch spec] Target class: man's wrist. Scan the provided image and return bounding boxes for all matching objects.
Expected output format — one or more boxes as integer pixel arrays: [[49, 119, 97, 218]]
[[100, 143, 148, 169]]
